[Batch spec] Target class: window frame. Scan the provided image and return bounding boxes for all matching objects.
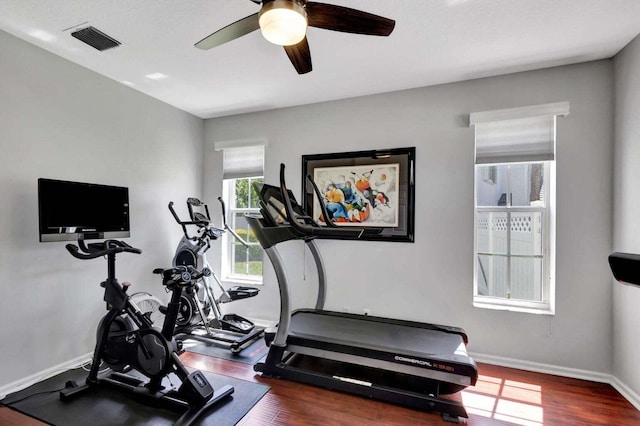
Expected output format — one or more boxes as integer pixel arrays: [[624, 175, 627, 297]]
[[221, 176, 264, 285], [473, 161, 556, 315]]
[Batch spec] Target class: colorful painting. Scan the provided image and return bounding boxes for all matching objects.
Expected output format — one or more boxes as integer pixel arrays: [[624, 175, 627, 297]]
[[313, 163, 400, 227], [302, 147, 415, 242]]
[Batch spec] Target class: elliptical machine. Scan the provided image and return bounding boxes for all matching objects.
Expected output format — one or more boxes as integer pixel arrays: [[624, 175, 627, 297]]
[[168, 197, 264, 353], [60, 238, 234, 426]]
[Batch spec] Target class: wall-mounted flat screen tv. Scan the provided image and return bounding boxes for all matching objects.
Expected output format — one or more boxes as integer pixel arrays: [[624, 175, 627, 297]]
[[38, 178, 130, 242]]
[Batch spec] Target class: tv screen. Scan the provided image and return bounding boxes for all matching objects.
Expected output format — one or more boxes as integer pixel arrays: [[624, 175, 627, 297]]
[[38, 178, 130, 242]]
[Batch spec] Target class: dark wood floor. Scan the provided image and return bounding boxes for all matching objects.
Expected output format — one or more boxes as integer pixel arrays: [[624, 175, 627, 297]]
[[180, 353, 640, 425], [2, 351, 640, 425]]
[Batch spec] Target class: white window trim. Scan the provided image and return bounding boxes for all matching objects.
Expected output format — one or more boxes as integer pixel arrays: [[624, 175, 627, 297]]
[[469, 101, 570, 125], [220, 176, 264, 286], [215, 139, 267, 285], [470, 103, 565, 315], [213, 138, 268, 150], [472, 161, 556, 316]]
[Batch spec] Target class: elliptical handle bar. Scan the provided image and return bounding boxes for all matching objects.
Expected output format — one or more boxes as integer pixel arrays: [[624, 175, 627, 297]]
[[66, 240, 141, 260], [168, 201, 206, 242], [168, 201, 208, 227], [218, 197, 249, 248], [168, 201, 183, 225]]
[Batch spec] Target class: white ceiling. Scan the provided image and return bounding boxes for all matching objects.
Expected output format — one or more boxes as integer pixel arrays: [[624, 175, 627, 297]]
[[1, 1, 639, 119]]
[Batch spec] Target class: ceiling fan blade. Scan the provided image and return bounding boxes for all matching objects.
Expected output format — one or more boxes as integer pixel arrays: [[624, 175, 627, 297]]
[[284, 37, 312, 74], [195, 13, 260, 50], [305, 2, 395, 36]]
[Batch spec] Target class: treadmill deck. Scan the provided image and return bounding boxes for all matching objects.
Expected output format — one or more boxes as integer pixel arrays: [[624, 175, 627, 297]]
[[281, 309, 478, 384]]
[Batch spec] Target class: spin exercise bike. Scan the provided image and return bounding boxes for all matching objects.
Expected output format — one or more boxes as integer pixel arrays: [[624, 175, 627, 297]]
[[168, 197, 264, 353], [60, 238, 234, 426]]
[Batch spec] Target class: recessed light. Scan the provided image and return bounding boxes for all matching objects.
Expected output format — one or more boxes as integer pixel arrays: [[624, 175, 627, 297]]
[[145, 73, 168, 80]]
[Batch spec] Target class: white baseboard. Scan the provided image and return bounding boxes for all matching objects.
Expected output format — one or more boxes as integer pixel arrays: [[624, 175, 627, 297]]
[[611, 376, 640, 411], [0, 352, 92, 400], [471, 351, 640, 411], [470, 351, 613, 383]]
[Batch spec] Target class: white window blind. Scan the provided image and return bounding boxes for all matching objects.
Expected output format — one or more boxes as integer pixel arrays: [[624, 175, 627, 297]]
[[469, 102, 569, 164], [214, 139, 267, 179]]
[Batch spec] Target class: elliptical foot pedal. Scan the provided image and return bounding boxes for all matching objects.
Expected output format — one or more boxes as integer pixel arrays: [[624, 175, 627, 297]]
[[221, 313, 255, 334], [227, 286, 259, 301]]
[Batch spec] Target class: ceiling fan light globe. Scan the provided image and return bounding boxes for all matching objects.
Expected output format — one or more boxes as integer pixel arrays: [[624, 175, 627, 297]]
[[259, 0, 307, 46]]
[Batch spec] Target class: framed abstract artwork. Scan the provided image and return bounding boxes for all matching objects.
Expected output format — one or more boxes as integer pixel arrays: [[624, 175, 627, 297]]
[[301, 147, 415, 242]]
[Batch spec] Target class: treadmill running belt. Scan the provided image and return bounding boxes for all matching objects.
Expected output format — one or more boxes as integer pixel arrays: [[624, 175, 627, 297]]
[[290, 310, 468, 358]]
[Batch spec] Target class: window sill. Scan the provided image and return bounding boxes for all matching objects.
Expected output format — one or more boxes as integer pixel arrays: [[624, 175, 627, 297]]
[[473, 300, 554, 315]]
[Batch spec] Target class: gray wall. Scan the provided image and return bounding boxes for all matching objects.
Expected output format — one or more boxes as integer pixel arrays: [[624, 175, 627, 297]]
[[205, 60, 614, 374], [613, 34, 640, 396], [0, 30, 203, 388]]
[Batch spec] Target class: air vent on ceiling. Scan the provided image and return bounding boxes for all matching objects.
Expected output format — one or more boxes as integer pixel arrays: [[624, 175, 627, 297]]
[[71, 26, 120, 51]]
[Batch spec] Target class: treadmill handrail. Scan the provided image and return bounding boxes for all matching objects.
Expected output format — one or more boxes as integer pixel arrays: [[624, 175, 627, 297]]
[[279, 164, 366, 239], [306, 174, 338, 228]]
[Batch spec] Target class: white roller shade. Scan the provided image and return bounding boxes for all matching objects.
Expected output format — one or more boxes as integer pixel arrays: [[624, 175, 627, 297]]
[[470, 102, 569, 165], [214, 139, 266, 179], [474, 115, 555, 164]]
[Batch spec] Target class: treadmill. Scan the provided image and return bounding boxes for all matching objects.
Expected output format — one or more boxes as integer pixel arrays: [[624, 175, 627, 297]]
[[247, 164, 477, 422]]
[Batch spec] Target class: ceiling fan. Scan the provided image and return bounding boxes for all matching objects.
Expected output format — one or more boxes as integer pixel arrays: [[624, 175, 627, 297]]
[[195, 0, 395, 74]]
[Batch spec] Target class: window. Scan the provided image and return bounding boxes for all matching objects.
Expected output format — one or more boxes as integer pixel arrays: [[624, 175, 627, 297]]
[[475, 163, 551, 309], [223, 176, 263, 282], [215, 140, 266, 284], [470, 102, 569, 314]]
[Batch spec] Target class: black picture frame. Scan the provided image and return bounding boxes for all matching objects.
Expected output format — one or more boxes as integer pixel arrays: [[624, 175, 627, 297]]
[[301, 147, 415, 243]]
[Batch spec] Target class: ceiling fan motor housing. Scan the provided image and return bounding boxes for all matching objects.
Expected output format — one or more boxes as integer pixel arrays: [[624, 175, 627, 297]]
[[259, 0, 308, 46]]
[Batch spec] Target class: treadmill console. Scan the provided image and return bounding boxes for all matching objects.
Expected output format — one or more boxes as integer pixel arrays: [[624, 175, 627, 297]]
[[253, 182, 308, 227]]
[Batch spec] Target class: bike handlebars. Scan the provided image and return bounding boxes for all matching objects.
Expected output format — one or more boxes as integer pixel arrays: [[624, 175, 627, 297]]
[[153, 265, 210, 288]]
